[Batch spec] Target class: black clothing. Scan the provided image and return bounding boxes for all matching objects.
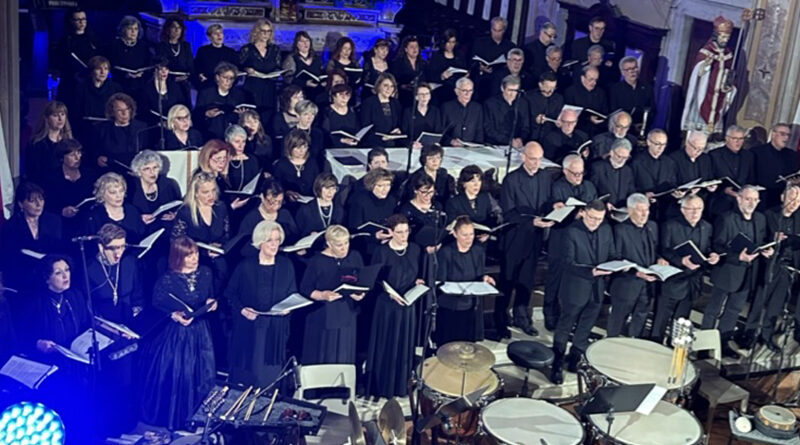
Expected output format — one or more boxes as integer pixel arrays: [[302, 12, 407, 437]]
[[295, 199, 345, 237], [238, 43, 282, 114], [272, 158, 319, 198], [24, 137, 61, 184], [402, 106, 442, 144], [84, 203, 146, 243], [360, 56, 388, 99], [172, 202, 230, 292], [752, 143, 798, 207], [92, 120, 148, 169], [129, 176, 182, 219], [322, 105, 360, 148], [194, 86, 250, 140], [0, 212, 64, 292], [608, 81, 655, 125], [366, 243, 421, 397], [226, 255, 297, 386], [527, 90, 564, 142], [327, 59, 363, 88], [140, 78, 189, 127], [405, 168, 454, 207], [564, 82, 607, 136], [238, 207, 299, 256], [426, 51, 467, 104], [709, 147, 756, 214], [445, 192, 495, 227], [42, 166, 96, 218], [436, 243, 487, 344], [398, 201, 447, 249], [482, 95, 531, 145], [193, 44, 238, 90], [53, 31, 99, 99], [284, 52, 326, 97], [441, 99, 484, 145], [164, 128, 204, 150], [631, 153, 678, 195], [359, 95, 403, 148], [155, 40, 195, 102], [607, 220, 659, 337], [591, 132, 637, 161], [227, 156, 261, 194], [140, 267, 216, 430], [108, 38, 152, 101], [488, 67, 533, 97], [87, 254, 142, 324], [390, 56, 427, 107], [570, 37, 614, 61], [300, 251, 365, 364], [72, 78, 123, 125], [542, 129, 589, 162], [524, 40, 550, 79], [590, 160, 635, 209]]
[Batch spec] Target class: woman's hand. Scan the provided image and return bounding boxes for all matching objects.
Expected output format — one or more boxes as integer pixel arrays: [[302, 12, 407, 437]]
[[62, 206, 79, 218], [206, 298, 218, 312], [350, 292, 366, 301], [241, 307, 259, 321], [161, 211, 177, 221], [172, 311, 193, 326], [142, 214, 157, 225], [311, 290, 342, 302], [36, 340, 56, 353], [342, 138, 358, 146], [231, 197, 251, 210], [208, 244, 222, 258], [285, 191, 302, 202], [483, 275, 496, 286]]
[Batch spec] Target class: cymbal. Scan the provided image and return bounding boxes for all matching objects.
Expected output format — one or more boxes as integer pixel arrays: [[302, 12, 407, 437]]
[[436, 341, 495, 372], [378, 398, 406, 445], [348, 401, 366, 445]]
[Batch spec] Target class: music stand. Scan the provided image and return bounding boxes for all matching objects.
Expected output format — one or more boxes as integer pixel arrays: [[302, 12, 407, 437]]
[[581, 384, 665, 439]]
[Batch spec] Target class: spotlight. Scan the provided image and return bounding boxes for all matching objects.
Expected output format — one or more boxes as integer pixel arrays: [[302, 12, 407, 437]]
[[0, 402, 65, 445]]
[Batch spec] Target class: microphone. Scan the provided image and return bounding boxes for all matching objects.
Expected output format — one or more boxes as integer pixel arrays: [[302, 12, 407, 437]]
[[71, 235, 100, 242], [291, 356, 302, 389]]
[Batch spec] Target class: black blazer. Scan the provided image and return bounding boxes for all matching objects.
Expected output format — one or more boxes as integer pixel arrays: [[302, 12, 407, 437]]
[[710, 209, 767, 292], [557, 220, 617, 305], [609, 219, 659, 299]]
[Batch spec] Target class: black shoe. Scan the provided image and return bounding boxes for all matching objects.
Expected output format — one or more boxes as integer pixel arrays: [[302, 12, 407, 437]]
[[566, 351, 581, 373], [513, 319, 539, 336], [550, 365, 564, 385], [734, 330, 755, 349], [721, 342, 740, 359]]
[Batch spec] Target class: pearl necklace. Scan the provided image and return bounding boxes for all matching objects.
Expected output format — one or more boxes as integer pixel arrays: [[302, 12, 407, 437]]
[[318, 201, 333, 227], [144, 185, 159, 202]]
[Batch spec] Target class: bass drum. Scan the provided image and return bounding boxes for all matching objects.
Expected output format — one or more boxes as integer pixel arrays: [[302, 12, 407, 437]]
[[480, 398, 584, 445], [588, 400, 704, 445], [419, 356, 501, 438]]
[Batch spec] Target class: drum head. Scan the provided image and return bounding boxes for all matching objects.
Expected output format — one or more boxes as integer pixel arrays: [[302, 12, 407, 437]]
[[481, 398, 583, 445], [589, 400, 702, 445], [585, 338, 697, 391], [421, 357, 498, 397]]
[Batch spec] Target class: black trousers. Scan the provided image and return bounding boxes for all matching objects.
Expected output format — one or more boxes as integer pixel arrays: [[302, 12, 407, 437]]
[[607, 286, 651, 338], [702, 286, 753, 338], [651, 273, 703, 341], [553, 293, 602, 355], [744, 267, 791, 340]]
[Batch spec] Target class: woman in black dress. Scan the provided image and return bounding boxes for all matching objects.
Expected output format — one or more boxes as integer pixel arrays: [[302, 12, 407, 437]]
[[445, 165, 496, 237], [436, 216, 495, 344], [172, 171, 231, 294], [129, 150, 182, 230], [140, 61, 187, 129], [295, 173, 344, 238], [314, 68, 349, 109], [282, 31, 325, 98], [270, 84, 304, 146], [194, 62, 250, 140], [327, 37, 361, 87], [300, 225, 366, 364], [155, 17, 194, 104], [361, 39, 390, 101], [225, 124, 261, 195], [84, 172, 146, 242], [227, 220, 297, 386], [193, 24, 238, 91], [0, 182, 64, 293], [140, 236, 217, 431], [426, 28, 467, 104], [406, 145, 454, 206], [322, 84, 360, 148], [391, 35, 427, 107], [239, 19, 282, 117], [72, 56, 122, 140], [237, 109, 275, 169], [197, 139, 251, 214], [238, 178, 299, 256], [165, 104, 204, 150], [25, 100, 73, 184], [365, 214, 423, 397], [93, 92, 147, 171], [273, 129, 320, 203], [43, 139, 95, 237], [402, 83, 442, 145], [347, 168, 397, 258], [399, 174, 447, 251], [108, 16, 152, 102], [294, 100, 325, 167], [359, 72, 403, 148]]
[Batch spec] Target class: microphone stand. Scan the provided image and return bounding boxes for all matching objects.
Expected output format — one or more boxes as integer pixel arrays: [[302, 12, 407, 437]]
[[406, 72, 423, 175], [505, 90, 522, 174], [770, 266, 797, 402], [157, 78, 166, 151], [411, 208, 445, 445], [75, 237, 102, 439]]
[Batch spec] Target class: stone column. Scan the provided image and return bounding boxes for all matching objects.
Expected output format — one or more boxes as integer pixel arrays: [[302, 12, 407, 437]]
[[0, 0, 20, 177]]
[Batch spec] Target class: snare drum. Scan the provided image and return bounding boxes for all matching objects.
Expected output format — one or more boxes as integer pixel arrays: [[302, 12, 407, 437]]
[[420, 356, 501, 438], [480, 398, 584, 445], [584, 338, 697, 396], [588, 399, 703, 445]]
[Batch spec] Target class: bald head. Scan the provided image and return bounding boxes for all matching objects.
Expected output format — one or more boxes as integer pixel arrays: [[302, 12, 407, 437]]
[[521, 141, 543, 172]]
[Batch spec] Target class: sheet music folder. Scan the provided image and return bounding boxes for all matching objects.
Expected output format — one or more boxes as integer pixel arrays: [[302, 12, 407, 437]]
[[582, 383, 665, 416]]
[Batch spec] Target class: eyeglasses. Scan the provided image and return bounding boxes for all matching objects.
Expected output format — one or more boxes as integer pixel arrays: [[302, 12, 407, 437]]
[[566, 169, 584, 176], [114, 107, 130, 113], [726, 135, 745, 141], [683, 207, 703, 212], [176, 115, 190, 121], [648, 140, 667, 147], [622, 67, 638, 72], [218, 75, 235, 81], [544, 32, 556, 39], [457, 88, 474, 94], [419, 189, 435, 196]]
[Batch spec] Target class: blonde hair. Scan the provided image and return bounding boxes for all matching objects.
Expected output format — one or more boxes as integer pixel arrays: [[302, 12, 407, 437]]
[[249, 19, 274, 44], [252, 220, 285, 247], [167, 104, 191, 131], [185, 171, 218, 226], [94, 172, 127, 203], [325, 224, 350, 244]]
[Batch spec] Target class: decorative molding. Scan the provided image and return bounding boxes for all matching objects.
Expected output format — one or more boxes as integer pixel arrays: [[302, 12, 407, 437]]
[[302, 6, 379, 25], [178, 1, 267, 20], [743, 0, 790, 121]]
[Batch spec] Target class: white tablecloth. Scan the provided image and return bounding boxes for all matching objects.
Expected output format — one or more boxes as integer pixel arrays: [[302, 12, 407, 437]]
[[325, 146, 523, 183]]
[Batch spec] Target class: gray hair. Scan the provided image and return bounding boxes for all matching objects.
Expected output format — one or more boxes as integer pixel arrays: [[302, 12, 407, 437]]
[[546, 45, 563, 57], [681, 194, 704, 208], [587, 44, 605, 57], [582, 65, 599, 77], [626, 193, 650, 209], [725, 125, 746, 136], [117, 16, 142, 39], [294, 99, 319, 116], [562, 154, 583, 170], [618, 56, 638, 71], [611, 138, 633, 152], [490, 17, 508, 30], [607, 110, 631, 132], [771, 122, 791, 132], [131, 150, 163, 175], [507, 48, 525, 60], [224, 124, 248, 142], [455, 77, 473, 89], [251, 220, 285, 247], [740, 184, 761, 196], [647, 128, 667, 139], [541, 22, 556, 32], [686, 130, 709, 146], [501, 74, 521, 90]]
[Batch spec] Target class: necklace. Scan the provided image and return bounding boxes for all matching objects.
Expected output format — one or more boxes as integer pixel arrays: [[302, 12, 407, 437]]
[[182, 270, 198, 292], [393, 245, 407, 256], [292, 162, 304, 178], [318, 201, 333, 227], [170, 43, 180, 57], [144, 185, 159, 202], [52, 294, 64, 315], [100, 260, 122, 306], [229, 160, 245, 190]]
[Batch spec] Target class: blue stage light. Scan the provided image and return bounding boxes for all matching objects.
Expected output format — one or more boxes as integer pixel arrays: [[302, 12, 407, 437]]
[[0, 403, 64, 445]]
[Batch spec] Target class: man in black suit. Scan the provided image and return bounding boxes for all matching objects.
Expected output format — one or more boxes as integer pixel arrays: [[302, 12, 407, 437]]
[[590, 138, 635, 210], [709, 125, 755, 215], [543, 46, 573, 93], [737, 185, 800, 350], [752, 123, 797, 208], [483, 75, 530, 148], [592, 111, 636, 160], [564, 66, 608, 137], [703, 185, 773, 357], [524, 22, 557, 80], [545, 154, 598, 330], [607, 193, 665, 337], [527, 71, 564, 142], [609, 56, 655, 126], [498, 142, 554, 337], [652, 195, 720, 342], [551, 200, 615, 384], [570, 16, 615, 61], [472, 17, 516, 101], [441, 77, 484, 146], [488, 48, 532, 96], [542, 107, 588, 162]]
